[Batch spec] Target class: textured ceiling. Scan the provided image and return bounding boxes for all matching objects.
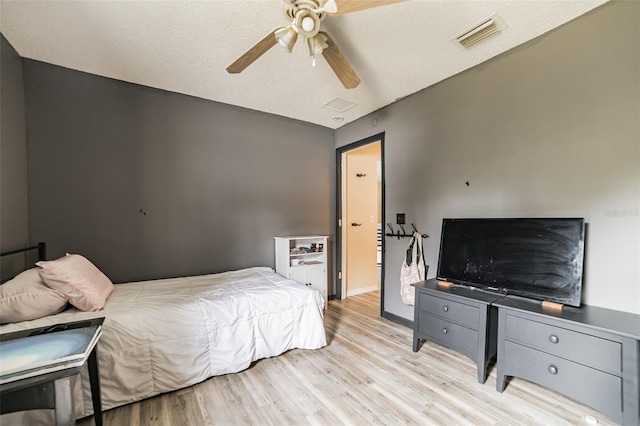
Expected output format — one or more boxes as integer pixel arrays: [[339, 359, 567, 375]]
[[0, 0, 607, 129]]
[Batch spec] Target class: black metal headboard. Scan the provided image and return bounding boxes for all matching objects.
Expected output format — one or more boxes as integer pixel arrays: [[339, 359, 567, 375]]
[[0, 242, 46, 261], [0, 242, 46, 283]]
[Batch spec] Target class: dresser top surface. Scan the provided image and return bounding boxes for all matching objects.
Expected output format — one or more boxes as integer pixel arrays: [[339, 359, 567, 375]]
[[274, 236, 328, 240], [494, 296, 640, 340], [412, 279, 505, 304]]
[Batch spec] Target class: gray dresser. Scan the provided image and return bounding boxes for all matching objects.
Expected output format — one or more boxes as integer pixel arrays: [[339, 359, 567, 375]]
[[412, 280, 503, 383], [495, 297, 640, 425]]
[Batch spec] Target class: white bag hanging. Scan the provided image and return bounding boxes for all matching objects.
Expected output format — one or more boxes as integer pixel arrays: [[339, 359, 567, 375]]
[[400, 232, 426, 305]]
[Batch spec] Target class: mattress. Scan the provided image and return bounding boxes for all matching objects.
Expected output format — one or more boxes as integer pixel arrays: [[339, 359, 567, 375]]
[[0, 267, 326, 419]]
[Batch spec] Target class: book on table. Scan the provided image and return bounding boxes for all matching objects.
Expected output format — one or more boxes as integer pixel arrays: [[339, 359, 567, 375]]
[[0, 320, 103, 385]]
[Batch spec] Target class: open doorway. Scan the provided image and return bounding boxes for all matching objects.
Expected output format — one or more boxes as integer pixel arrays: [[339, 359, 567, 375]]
[[335, 133, 384, 314]]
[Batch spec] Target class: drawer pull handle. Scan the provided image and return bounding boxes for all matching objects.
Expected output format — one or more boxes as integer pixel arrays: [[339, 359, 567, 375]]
[[549, 335, 559, 344], [442, 306, 449, 312], [442, 328, 448, 334], [548, 365, 558, 375]]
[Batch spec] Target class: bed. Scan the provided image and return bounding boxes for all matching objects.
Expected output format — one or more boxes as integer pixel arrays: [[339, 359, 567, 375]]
[[0, 244, 327, 420]]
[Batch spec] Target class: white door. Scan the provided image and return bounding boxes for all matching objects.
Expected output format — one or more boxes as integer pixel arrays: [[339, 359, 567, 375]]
[[342, 141, 381, 299]]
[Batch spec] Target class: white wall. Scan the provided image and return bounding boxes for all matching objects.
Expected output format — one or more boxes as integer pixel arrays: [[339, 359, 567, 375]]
[[336, 1, 640, 317]]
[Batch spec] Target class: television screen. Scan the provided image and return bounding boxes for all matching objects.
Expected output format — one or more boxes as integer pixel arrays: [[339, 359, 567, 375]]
[[436, 218, 585, 307]]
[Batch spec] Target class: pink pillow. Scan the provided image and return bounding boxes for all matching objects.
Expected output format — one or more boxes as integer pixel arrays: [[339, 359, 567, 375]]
[[0, 268, 69, 324], [37, 254, 114, 312]]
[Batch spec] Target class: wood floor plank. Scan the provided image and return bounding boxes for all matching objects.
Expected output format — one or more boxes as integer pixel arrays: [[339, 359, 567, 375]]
[[138, 391, 165, 426], [78, 291, 618, 426]]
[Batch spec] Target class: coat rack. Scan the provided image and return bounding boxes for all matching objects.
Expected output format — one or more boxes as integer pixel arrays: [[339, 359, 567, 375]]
[[385, 223, 428, 240]]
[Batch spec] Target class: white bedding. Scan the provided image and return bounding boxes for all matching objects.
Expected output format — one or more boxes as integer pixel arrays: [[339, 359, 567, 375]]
[[0, 267, 327, 419]]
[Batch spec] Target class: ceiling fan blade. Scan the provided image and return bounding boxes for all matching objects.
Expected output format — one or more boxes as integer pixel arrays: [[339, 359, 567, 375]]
[[330, 0, 405, 16], [319, 31, 360, 89], [226, 28, 280, 74]]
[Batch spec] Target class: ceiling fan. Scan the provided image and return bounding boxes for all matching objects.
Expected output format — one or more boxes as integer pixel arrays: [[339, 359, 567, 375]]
[[226, 0, 404, 89]]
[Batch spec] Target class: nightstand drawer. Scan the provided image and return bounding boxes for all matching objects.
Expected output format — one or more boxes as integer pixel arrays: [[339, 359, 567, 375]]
[[417, 312, 478, 358], [505, 314, 621, 374], [418, 293, 479, 329], [503, 340, 622, 421]]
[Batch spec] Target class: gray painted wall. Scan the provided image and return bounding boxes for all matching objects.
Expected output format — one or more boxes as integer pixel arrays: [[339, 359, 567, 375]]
[[0, 34, 29, 279], [24, 61, 335, 284], [336, 1, 640, 316]]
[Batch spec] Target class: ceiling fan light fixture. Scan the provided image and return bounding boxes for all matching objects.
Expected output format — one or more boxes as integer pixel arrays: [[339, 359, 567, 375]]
[[307, 33, 329, 57], [295, 9, 320, 38], [275, 25, 298, 52], [301, 16, 315, 32]]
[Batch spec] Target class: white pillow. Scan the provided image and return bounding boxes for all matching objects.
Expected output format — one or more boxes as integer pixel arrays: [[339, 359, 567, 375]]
[[0, 268, 69, 324], [37, 254, 114, 312]]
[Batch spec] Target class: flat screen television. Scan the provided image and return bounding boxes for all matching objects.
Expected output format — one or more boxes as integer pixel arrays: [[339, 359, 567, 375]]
[[436, 218, 585, 307]]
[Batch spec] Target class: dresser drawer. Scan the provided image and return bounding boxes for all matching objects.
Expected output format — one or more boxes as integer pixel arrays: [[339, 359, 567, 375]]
[[418, 293, 479, 329], [505, 314, 621, 374], [417, 312, 478, 359], [503, 341, 622, 421]]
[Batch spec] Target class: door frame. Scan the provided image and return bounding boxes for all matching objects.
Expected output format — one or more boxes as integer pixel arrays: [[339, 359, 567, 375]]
[[335, 132, 385, 316]]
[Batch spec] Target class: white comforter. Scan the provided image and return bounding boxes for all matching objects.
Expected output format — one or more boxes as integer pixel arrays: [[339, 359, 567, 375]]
[[0, 267, 326, 419]]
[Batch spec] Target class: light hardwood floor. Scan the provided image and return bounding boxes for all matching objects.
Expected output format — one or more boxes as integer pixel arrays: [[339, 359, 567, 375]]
[[79, 292, 617, 425]]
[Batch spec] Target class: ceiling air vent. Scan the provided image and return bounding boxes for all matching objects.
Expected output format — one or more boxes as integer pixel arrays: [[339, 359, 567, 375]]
[[322, 97, 356, 113], [456, 17, 502, 48]]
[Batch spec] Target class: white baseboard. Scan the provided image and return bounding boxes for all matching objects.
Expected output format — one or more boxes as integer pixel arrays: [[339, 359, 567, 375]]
[[347, 285, 379, 297]]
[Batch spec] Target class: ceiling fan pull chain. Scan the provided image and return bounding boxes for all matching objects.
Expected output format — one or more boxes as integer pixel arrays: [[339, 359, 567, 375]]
[[312, 36, 316, 67]]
